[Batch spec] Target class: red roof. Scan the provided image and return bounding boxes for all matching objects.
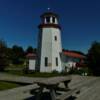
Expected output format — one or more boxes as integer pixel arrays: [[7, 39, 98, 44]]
[[26, 53, 36, 59], [63, 51, 86, 59]]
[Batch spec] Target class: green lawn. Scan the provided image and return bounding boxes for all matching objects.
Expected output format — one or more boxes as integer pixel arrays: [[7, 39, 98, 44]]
[[5, 70, 67, 77], [0, 81, 21, 91], [4, 64, 68, 77]]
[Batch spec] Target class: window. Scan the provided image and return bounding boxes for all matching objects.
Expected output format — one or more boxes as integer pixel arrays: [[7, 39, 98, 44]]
[[45, 57, 48, 67], [54, 36, 57, 41], [52, 17, 55, 23], [46, 17, 50, 23], [56, 57, 58, 66]]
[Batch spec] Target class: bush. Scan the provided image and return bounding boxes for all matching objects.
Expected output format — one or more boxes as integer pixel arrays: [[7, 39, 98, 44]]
[[68, 67, 89, 76], [52, 70, 59, 74]]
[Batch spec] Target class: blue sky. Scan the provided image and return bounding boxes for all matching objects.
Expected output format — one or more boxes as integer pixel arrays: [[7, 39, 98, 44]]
[[0, 0, 100, 53]]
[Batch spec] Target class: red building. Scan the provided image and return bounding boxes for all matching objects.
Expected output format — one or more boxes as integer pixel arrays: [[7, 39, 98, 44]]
[[62, 50, 86, 71]]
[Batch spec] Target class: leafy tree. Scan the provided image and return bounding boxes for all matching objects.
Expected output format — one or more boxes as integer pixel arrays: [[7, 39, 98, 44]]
[[26, 46, 36, 54], [6, 47, 14, 65], [11, 45, 25, 65], [0, 40, 8, 71], [33, 48, 37, 53], [26, 46, 33, 54], [87, 41, 100, 76]]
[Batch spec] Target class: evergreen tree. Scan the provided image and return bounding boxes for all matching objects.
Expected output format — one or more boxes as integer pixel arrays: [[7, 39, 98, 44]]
[[87, 41, 100, 76]]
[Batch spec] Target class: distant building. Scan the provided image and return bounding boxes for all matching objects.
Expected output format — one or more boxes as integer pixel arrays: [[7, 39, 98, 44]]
[[26, 53, 36, 70], [62, 50, 86, 72]]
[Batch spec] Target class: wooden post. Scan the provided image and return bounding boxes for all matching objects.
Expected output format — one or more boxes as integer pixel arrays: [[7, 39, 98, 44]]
[[36, 86, 43, 100], [64, 80, 71, 88], [50, 88, 56, 100]]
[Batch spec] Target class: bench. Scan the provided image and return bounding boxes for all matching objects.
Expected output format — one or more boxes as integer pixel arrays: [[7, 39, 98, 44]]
[[56, 88, 80, 100], [0, 84, 39, 100], [56, 77, 98, 100], [35, 76, 71, 100]]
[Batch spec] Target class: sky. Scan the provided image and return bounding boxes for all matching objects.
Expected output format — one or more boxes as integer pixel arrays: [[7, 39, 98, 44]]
[[0, 0, 100, 54]]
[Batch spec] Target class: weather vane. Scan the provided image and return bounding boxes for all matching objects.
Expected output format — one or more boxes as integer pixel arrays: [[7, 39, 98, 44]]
[[47, 7, 51, 11]]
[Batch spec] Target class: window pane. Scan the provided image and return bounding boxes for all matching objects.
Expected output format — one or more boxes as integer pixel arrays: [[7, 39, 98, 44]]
[[56, 57, 58, 66], [45, 57, 48, 67], [55, 36, 57, 41], [53, 17, 55, 23], [46, 17, 50, 23]]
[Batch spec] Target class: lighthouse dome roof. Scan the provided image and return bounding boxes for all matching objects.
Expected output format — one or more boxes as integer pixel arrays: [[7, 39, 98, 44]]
[[41, 12, 58, 18]]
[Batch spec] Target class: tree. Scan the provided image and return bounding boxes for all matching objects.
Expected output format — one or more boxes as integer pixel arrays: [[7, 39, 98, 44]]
[[26, 46, 36, 54], [87, 41, 100, 76], [26, 46, 33, 54], [0, 40, 8, 71], [11, 45, 25, 65]]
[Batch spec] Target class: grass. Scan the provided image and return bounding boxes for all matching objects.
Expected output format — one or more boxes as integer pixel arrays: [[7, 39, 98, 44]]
[[4, 70, 66, 77], [5, 64, 26, 70], [0, 81, 21, 91], [4, 65, 68, 77]]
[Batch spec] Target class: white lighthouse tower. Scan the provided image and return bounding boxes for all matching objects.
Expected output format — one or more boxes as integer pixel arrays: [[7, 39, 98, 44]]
[[36, 11, 62, 72]]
